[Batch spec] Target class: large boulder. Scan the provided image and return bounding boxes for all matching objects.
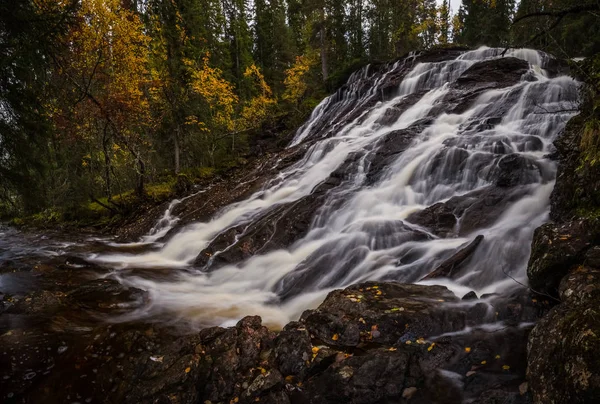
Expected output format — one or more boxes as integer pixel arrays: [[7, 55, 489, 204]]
[[301, 282, 467, 347], [527, 219, 600, 296], [407, 186, 531, 237], [452, 57, 530, 92], [528, 266, 600, 403]]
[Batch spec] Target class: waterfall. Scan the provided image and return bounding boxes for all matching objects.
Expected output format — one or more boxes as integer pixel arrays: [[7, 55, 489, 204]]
[[92, 47, 579, 328]]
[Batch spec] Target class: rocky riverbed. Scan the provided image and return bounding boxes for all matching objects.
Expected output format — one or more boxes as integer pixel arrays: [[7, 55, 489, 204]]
[[1, 260, 546, 403]]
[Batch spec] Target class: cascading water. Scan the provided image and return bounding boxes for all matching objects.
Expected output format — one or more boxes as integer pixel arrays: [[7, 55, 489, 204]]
[[106, 189, 205, 248], [93, 47, 579, 328]]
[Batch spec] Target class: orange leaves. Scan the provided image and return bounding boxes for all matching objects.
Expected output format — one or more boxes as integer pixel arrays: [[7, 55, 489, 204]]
[[49, 0, 152, 147]]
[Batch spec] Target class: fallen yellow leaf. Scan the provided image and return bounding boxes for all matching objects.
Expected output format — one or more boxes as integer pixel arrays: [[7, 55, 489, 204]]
[[389, 347, 397, 351], [465, 347, 471, 353], [502, 365, 510, 370], [185, 367, 191, 373], [332, 334, 339, 341], [481, 360, 487, 365], [312, 346, 320, 354], [427, 343, 436, 352]]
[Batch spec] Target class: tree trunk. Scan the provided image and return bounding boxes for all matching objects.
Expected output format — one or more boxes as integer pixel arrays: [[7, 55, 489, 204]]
[[136, 154, 145, 198], [320, 8, 328, 83], [174, 126, 180, 174], [102, 125, 112, 202]]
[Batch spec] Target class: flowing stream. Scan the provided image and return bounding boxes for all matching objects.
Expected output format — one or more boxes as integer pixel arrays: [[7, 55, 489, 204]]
[[91, 47, 579, 328]]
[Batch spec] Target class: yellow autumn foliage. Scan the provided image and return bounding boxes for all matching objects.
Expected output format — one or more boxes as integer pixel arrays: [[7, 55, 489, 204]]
[[240, 64, 277, 129], [283, 53, 318, 105], [187, 55, 238, 133]]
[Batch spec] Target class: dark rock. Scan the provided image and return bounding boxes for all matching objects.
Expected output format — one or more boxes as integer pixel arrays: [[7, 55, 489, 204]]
[[550, 114, 600, 222], [407, 186, 531, 237], [302, 349, 413, 404], [425, 369, 464, 404], [584, 245, 600, 268], [476, 389, 532, 404], [244, 369, 283, 399], [3, 278, 542, 404], [525, 72, 600, 404], [301, 282, 466, 347], [4, 289, 64, 316], [528, 267, 600, 403], [67, 278, 148, 313], [462, 291, 478, 300], [558, 266, 600, 308], [194, 195, 320, 269], [494, 154, 544, 188], [374, 93, 426, 126], [196, 316, 277, 403], [365, 118, 432, 184], [271, 322, 312, 377], [407, 202, 457, 237], [527, 220, 600, 295], [421, 235, 484, 280], [453, 57, 530, 91]]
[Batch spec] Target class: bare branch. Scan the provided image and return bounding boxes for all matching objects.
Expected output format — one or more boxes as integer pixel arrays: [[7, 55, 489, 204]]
[[512, 3, 600, 25], [501, 265, 561, 303], [502, 3, 600, 57]]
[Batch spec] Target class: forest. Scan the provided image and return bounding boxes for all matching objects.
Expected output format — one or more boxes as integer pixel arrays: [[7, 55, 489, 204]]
[[0, 0, 598, 224]]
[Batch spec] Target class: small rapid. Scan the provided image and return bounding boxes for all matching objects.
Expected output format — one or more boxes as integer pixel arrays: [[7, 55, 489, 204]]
[[92, 47, 579, 328]]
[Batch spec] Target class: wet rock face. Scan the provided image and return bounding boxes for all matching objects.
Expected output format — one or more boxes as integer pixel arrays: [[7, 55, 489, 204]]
[[527, 219, 600, 296], [525, 96, 600, 403], [549, 114, 600, 222], [493, 154, 544, 188], [301, 282, 466, 348], [452, 57, 530, 92], [528, 266, 600, 404], [407, 186, 531, 237], [67, 278, 148, 313]]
